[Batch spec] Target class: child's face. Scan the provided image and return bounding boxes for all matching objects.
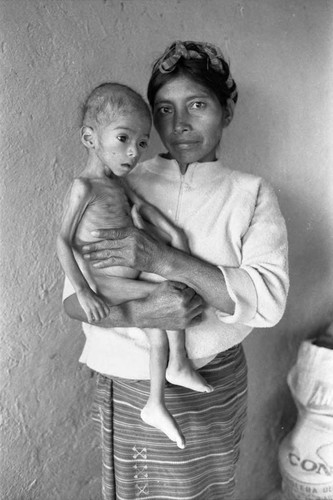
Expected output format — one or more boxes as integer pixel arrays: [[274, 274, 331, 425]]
[[94, 112, 151, 177]]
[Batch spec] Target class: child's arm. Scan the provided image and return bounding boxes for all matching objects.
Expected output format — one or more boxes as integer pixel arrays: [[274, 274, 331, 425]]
[[132, 205, 189, 252], [122, 180, 189, 252], [56, 178, 109, 323]]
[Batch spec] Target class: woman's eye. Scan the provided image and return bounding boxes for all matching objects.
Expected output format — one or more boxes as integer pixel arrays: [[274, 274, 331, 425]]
[[117, 135, 128, 143], [191, 101, 206, 110], [157, 106, 172, 115]]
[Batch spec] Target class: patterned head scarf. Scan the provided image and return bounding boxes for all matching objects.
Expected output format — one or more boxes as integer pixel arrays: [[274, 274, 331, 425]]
[[152, 40, 238, 106]]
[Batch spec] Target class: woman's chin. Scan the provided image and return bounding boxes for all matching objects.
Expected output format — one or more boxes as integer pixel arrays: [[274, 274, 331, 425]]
[[169, 147, 218, 168], [170, 151, 199, 168]]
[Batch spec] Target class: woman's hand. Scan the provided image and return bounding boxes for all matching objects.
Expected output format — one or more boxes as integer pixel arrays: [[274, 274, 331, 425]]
[[81, 225, 235, 314], [82, 226, 169, 275], [137, 281, 203, 329]]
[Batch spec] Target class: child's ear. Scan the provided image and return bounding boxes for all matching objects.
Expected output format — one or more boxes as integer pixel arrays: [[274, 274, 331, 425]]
[[80, 126, 95, 148]]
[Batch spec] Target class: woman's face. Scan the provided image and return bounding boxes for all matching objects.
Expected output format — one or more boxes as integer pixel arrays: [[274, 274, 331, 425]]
[[153, 75, 227, 172]]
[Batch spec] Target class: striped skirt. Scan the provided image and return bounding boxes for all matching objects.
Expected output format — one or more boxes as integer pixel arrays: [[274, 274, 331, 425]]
[[92, 344, 247, 500]]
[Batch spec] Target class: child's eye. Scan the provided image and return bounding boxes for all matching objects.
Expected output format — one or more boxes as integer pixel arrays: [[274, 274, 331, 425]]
[[139, 141, 149, 150], [117, 135, 128, 143]]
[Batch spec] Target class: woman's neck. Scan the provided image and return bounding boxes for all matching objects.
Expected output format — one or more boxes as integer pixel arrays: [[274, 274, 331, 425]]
[[160, 152, 189, 175], [160, 152, 217, 175]]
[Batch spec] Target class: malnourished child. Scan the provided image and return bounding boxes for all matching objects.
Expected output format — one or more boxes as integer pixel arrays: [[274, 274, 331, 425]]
[[57, 83, 212, 448]]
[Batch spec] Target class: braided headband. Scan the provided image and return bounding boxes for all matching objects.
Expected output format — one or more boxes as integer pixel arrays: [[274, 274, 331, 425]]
[[155, 40, 237, 104]]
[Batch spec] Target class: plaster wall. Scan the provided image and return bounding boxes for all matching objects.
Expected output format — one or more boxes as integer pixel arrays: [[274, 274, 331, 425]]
[[1, 1, 332, 499]]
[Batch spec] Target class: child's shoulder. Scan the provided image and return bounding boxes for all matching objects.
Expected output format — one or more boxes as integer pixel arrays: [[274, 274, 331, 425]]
[[70, 175, 108, 192], [68, 175, 124, 198], [66, 176, 97, 203], [71, 176, 93, 188]]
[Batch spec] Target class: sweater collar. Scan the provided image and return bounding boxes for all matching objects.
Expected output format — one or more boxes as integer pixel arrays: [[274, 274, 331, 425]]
[[143, 154, 227, 184]]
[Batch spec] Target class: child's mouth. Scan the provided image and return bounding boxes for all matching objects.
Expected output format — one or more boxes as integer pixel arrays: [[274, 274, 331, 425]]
[[120, 163, 135, 171]]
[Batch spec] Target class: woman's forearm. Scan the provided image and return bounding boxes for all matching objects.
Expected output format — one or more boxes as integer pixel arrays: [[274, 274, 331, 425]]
[[64, 280, 204, 330], [81, 227, 234, 315], [158, 246, 235, 315]]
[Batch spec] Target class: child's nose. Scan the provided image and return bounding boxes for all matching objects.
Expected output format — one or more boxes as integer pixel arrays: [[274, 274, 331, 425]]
[[127, 145, 138, 158]]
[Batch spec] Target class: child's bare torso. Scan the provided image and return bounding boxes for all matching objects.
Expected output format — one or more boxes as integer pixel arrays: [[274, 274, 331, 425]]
[[73, 177, 144, 304], [74, 177, 132, 245]]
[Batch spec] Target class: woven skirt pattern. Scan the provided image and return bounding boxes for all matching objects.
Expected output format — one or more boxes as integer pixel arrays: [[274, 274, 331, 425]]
[[92, 344, 247, 500]]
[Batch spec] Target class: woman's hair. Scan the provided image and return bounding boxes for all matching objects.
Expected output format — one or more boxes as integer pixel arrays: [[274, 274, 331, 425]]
[[147, 41, 238, 110], [82, 82, 151, 128]]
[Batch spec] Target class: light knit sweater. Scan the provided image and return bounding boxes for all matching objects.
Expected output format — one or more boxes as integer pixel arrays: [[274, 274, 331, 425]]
[[63, 156, 289, 379]]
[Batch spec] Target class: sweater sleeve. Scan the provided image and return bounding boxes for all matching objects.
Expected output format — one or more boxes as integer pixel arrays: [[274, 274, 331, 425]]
[[216, 179, 289, 327]]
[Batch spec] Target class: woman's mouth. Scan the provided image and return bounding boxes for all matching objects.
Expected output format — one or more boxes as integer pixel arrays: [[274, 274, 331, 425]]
[[172, 140, 199, 150]]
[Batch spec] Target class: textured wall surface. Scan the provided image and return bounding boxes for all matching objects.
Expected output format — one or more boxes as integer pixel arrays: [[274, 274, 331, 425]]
[[1, 1, 332, 499]]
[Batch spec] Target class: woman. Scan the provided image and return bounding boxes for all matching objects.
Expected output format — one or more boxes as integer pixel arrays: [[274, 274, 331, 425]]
[[64, 40, 289, 499]]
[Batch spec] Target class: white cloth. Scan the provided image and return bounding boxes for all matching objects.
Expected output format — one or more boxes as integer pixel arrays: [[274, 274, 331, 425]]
[[62, 156, 289, 378]]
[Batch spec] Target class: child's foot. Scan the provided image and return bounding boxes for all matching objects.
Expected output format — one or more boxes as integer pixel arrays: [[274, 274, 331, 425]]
[[141, 402, 185, 449], [166, 360, 214, 393]]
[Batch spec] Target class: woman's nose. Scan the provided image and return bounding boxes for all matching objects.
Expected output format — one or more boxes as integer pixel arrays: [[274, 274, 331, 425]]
[[173, 110, 191, 134]]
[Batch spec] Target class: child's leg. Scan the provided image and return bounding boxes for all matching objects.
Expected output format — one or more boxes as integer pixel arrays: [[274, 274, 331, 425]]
[[166, 330, 214, 393], [141, 329, 185, 449], [95, 276, 158, 305], [132, 205, 213, 393]]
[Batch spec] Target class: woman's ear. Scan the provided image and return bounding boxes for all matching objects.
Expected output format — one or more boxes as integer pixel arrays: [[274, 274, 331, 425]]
[[223, 100, 235, 128], [80, 126, 95, 148]]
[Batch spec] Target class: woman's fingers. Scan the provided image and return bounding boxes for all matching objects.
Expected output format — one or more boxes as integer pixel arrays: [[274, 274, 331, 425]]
[[82, 225, 164, 273], [144, 281, 204, 329], [91, 227, 133, 240], [84, 251, 123, 267], [82, 228, 137, 266], [176, 282, 204, 310], [168, 281, 187, 290], [81, 228, 135, 263], [180, 284, 204, 325], [167, 281, 204, 311], [82, 235, 127, 254]]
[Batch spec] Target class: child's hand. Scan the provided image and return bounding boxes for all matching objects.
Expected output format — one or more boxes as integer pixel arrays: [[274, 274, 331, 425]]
[[77, 289, 109, 323], [169, 227, 190, 253], [132, 204, 190, 252]]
